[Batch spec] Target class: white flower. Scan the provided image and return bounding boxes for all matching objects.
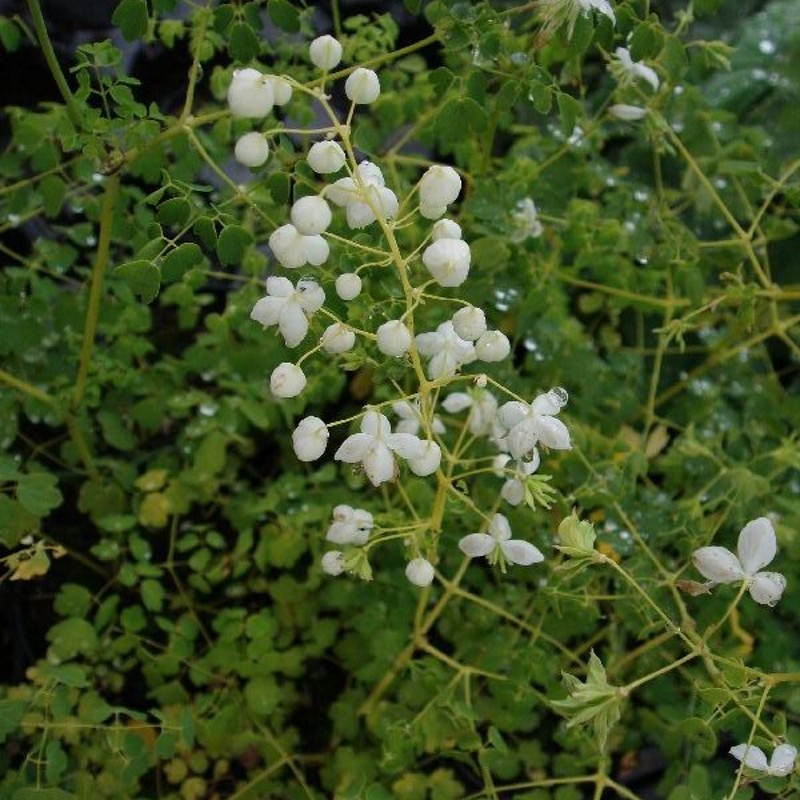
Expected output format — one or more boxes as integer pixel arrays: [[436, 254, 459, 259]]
[[392, 401, 445, 436], [292, 416, 329, 461], [459, 513, 544, 567], [234, 132, 270, 168], [307, 140, 346, 174], [376, 320, 412, 357], [416, 321, 476, 380], [335, 272, 362, 300], [613, 47, 660, 92], [452, 305, 486, 341], [496, 388, 571, 459], [578, 0, 615, 24], [334, 410, 425, 486], [406, 557, 435, 587], [290, 195, 332, 236], [321, 322, 356, 354], [609, 103, 647, 121], [692, 517, 787, 606], [475, 330, 511, 362], [321, 550, 346, 576], [729, 743, 797, 777], [422, 239, 471, 287], [442, 389, 498, 437], [345, 68, 380, 104], [432, 219, 462, 241], [227, 68, 274, 118], [419, 165, 462, 209], [270, 362, 306, 398], [510, 198, 543, 242], [268, 223, 329, 268], [498, 451, 541, 506], [250, 276, 325, 348], [325, 161, 397, 229], [326, 504, 374, 546], [309, 35, 342, 70]]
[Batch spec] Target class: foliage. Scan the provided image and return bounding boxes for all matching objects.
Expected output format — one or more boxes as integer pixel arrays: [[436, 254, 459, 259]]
[[0, 0, 799, 798]]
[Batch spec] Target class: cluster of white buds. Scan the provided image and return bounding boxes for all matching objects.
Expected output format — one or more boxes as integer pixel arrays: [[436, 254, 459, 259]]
[[232, 33, 569, 589]]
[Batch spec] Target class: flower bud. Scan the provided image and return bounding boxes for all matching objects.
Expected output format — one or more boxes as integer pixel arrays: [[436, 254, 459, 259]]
[[307, 140, 346, 174], [266, 75, 292, 105], [422, 239, 471, 287], [452, 305, 486, 341], [234, 132, 270, 168], [408, 441, 441, 476], [325, 177, 356, 207], [609, 103, 647, 121], [419, 202, 447, 220], [291, 195, 332, 236], [309, 35, 343, 70], [321, 550, 346, 576], [321, 323, 356, 354], [269, 224, 306, 269], [432, 218, 462, 240], [419, 165, 461, 208], [345, 68, 381, 104], [227, 68, 274, 118], [336, 272, 362, 300], [475, 330, 511, 362], [405, 557, 435, 587], [302, 235, 329, 266], [376, 320, 411, 357], [270, 362, 307, 398], [292, 416, 329, 461]]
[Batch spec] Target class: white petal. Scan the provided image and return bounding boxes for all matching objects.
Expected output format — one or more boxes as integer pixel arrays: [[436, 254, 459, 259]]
[[769, 744, 797, 776], [321, 551, 346, 576], [361, 411, 390, 439], [692, 547, 745, 584], [748, 572, 786, 606], [334, 433, 372, 463], [532, 390, 565, 416], [501, 479, 525, 506], [737, 517, 777, 575], [405, 557, 434, 587], [265, 275, 294, 297], [250, 296, 284, 327], [501, 539, 544, 566], [326, 521, 358, 545], [415, 331, 443, 357], [497, 401, 529, 430], [386, 433, 425, 460], [296, 280, 325, 313], [442, 393, 473, 413], [533, 416, 571, 450], [489, 514, 512, 542], [458, 533, 495, 558], [325, 177, 356, 207], [508, 419, 539, 459], [278, 302, 308, 348], [363, 442, 395, 485], [633, 62, 660, 92], [291, 416, 328, 461], [729, 744, 769, 772], [302, 235, 330, 266]]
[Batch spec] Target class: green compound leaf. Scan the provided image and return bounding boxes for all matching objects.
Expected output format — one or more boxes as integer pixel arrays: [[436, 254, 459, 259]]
[[115, 259, 161, 303], [112, 0, 149, 41]]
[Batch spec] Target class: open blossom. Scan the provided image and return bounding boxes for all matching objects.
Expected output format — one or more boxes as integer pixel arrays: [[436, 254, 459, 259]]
[[334, 410, 425, 486], [307, 140, 346, 174], [325, 161, 398, 229], [442, 389, 498, 437], [459, 513, 544, 567], [326, 505, 374, 546], [416, 321, 476, 380], [496, 388, 571, 459], [729, 742, 796, 777], [613, 47, 660, 92], [250, 276, 325, 347], [269, 224, 329, 268], [692, 517, 787, 606]]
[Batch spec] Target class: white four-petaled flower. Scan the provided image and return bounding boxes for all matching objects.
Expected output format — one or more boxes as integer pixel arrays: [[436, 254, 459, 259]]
[[459, 513, 544, 567], [729, 742, 796, 777], [416, 321, 476, 380], [250, 276, 325, 347], [613, 47, 660, 92], [496, 388, 571, 459], [692, 517, 787, 606]]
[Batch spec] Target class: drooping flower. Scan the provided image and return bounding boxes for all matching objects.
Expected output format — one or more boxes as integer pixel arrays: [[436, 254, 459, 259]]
[[268, 224, 329, 268], [321, 550, 346, 576], [290, 195, 332, 236], [345, 68, 381, 104], [496, 388, 571, 459], [406, 557, 435, 587], [407, 440, 442, 476], [325, 161, 398, 229], [292, 416, 329, 461], [418, 165, 462, 219], [692, 517, 787, 606], [612, 47, 660, 92], [459, 513, 545, 568], [227, 68, 274, 118], [475, 330, 511, 362], [307, 140, 346, 174], [421, 239, 471, 287], [496, 450, 541, 506], [309, 35, 343, 70], [415, 321, 476, 380], [269, 362, 306, 398], [335, 272, 362, 300], [451, 305, 486, 341], [321, 322, 356, 354], [250, 276, 325, 347], [334, 410, 425, 486], [729, 742, 797, 777], [326, 505, 374, 546], [376, 320, 412, 357]]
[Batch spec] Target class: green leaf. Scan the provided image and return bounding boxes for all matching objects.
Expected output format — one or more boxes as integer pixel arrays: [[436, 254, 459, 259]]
[[216, 224, 253, 266], [268, 0, 300, 33], [245, 675, 281, 714], [0, 16, 21, 51], [46, 619, 98, 661], [557, 92, 582, 135], [54, 584, 93, 617], [0, 699, 27, 742], [436, 97, 488, 143], [229, 21, 260, 61], [112, 0, 149, 41], [161, 242, 203, 282], [141, 578, 165, 612], [115, 259, 161, 303], [16, 473, 63, 517]]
